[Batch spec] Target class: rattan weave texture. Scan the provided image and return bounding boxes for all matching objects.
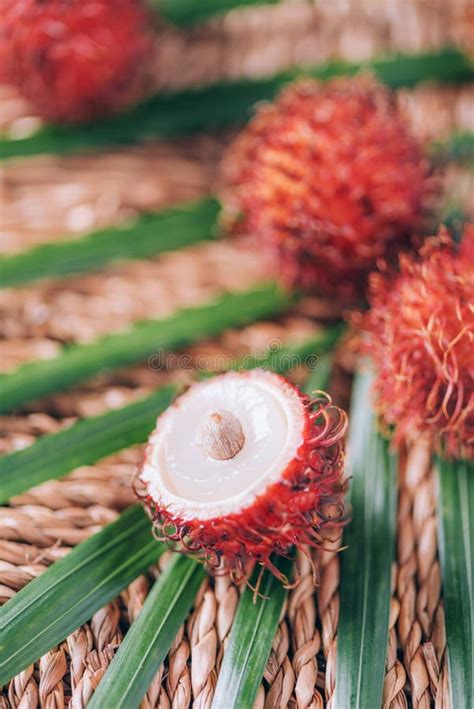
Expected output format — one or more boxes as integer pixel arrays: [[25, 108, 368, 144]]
[[1, 1, 473, 707]]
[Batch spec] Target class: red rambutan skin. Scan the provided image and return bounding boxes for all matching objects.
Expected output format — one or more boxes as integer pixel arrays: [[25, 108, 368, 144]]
[[0, 0, 153, 123], [138, 384, 348, 584], [219, 76, 436, 301], [357, 225, 474, 459]]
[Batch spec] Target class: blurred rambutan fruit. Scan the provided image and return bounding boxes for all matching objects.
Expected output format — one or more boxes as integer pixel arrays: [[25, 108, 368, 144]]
[[357, 225, 474, 458], [138, 369, 347, 582], [219, 76, 436, 301], [0, 0, 153, 123]]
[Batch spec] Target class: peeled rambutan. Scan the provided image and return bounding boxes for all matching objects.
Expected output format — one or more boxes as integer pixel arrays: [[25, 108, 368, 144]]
[[219, 76, 436, 301], [138, 369, 347, 583], [357, 225, 474, 459], [0, 0, 153, 123]]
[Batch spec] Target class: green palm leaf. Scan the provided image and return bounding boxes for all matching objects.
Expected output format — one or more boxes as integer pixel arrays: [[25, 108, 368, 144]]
[[88, 555, 205, 708], [239, 326, 343, 379], [430, 132, 474, 168], [0, 506, 163, 686], [0, 282, 294, 413], [153, 0, 279, 26], [335, 370, 397, 709], [213, 556, 292, 709], [436, 456, 473, 709], [0, 385, 178, 503], [0, 197, 219, 288], [1, 49, 471, 161], [0, 326, 343, 503], [302, 353, 332, 397]]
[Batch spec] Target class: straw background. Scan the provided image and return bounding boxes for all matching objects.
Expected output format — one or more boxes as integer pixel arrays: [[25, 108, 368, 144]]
[[1, 1, 473, 707]]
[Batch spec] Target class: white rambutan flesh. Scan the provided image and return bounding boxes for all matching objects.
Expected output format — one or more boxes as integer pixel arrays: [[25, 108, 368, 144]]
[[138, 369, 347, 580], [141, 371, 305, 518]]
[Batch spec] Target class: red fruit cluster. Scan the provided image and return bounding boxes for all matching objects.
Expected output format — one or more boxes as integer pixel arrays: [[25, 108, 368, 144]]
[[219, 76, 435, 301], [140, 390, 347, 584], [358, 226, 474, 459], [0, 0, 153, 123]]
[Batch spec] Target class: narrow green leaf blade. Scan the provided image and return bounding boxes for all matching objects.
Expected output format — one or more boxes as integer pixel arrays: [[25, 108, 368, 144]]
[[237, 322, 344, 378], [0, 197, 219, 288], [0, 282, 294, 414], [335, 370, 397, 709], [0, 385, 178, 503], [0, 505, 163, 686], [436, 456, 474, 709], [301, 352, 333, 396], [89, 555, 205, 708], [213, 556, 292, 709], [430, 132, 474, 169], [1, 49, 471, 160], [153, 0, 279, 26], [0, 325, 343, 503]]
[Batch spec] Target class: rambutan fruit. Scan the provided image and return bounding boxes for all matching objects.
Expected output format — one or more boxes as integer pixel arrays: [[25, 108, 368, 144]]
[[357, 225, 474, 459], [138, 369, 347, 583], [219, 76, 436, 301], [0, 0, 153, 123]]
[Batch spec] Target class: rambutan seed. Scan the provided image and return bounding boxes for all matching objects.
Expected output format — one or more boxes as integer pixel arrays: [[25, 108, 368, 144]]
[[200, 410, 245, 461]]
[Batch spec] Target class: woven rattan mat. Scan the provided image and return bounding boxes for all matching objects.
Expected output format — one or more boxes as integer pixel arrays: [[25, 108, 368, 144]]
[[1, 1, 473, 707]]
